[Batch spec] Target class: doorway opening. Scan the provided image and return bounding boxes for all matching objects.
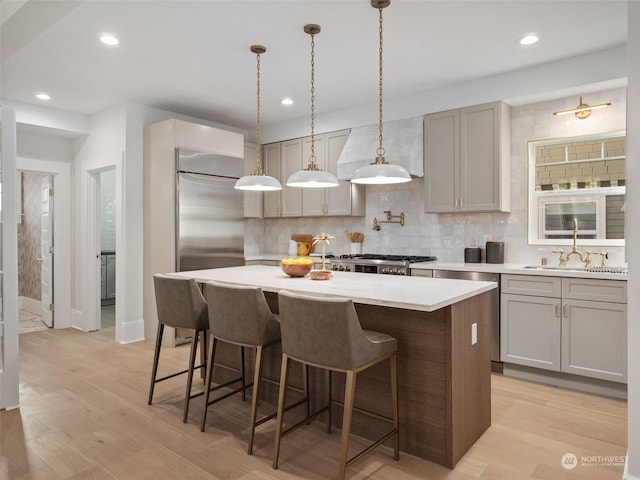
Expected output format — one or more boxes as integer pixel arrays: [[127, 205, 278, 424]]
[[17, 171, 54, 334], [98, 168, 116, 336]]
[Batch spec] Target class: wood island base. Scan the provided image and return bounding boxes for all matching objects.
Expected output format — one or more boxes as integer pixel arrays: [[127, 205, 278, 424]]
[[211, 289, 493, 468]]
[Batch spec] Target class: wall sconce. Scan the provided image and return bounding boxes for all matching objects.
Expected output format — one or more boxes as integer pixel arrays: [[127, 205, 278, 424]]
[[552, 96, 611, 120]]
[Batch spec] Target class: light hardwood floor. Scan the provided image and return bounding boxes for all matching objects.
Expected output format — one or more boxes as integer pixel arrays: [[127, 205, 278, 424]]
[[2, 326, 627, 480]]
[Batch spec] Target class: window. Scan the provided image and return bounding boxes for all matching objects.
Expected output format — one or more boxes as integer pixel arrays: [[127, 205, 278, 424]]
[[528, 131, 625, 246]]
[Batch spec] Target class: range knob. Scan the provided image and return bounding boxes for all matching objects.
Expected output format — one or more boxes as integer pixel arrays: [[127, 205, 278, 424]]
[[381, 268, 389, 274], [332, 265, 339, 271], [345, 265, 351, 272]]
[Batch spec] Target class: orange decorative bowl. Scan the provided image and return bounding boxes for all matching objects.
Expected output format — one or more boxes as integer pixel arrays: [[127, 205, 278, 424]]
[[280, 258, 313, 277]]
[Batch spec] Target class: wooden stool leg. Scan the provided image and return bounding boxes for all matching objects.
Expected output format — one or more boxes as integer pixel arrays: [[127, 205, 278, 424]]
[[339, 370, 356, 480], [248, 345, 264, 455], [272, 354, 290, 469], [390, 353, 400, 460], [183, 329, 200, 423], [200, 336, 217, 432], [240, 346, 247, 402], [325, 369, 332, 434], [148, 323, 164, 405], [303, 364, 310, 423]]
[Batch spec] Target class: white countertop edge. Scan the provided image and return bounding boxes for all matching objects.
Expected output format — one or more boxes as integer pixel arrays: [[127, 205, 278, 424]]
[[244, 253, 628, 280], [409, 261, 628, 280], [170, 266, 496, 312]]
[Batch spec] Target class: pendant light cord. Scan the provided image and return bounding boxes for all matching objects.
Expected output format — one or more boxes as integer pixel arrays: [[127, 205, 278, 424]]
[[310, 31, 315, 162], [254, 50, 263, 174], [377, 5, 385, 160]]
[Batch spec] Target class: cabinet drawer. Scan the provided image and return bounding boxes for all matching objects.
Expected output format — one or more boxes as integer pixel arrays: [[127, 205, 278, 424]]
[[562, 278, 627, 303], [501, 274, 561, 297]]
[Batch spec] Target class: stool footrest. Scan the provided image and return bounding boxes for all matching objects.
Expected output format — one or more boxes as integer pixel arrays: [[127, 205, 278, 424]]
[[346, 428, 399, 467], [281, 404, 330, 438], [255, 396, 308, 428], [205, 378, 254, 407], [154, 363, 205, 384]]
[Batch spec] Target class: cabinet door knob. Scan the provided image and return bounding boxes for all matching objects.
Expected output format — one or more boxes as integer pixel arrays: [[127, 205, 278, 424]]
[[555, 303, 560, 318], [562, 303, 568, 318]]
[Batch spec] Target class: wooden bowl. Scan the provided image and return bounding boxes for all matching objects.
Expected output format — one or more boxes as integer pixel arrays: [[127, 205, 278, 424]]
[[310, 270, 332, 281], [281, 262, 313, 277]]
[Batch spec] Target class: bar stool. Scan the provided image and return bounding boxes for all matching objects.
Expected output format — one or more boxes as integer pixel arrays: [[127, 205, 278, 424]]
[[202, 281, 307, 455], [273, 290, 399, 480], [148, 273, 209, 423]]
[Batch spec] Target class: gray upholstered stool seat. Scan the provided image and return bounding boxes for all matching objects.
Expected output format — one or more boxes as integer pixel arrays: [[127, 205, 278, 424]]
[[148, 273, 209, 423], [202, 281, 306, 454], [273, 290, 399, 480]]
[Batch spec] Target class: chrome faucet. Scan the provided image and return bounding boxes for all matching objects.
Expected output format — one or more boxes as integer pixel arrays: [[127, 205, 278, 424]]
[[552, 218, 591, 267]]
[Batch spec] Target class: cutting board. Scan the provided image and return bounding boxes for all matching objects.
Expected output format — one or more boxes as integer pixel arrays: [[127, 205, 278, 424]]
[[291, 233, 315, 253]]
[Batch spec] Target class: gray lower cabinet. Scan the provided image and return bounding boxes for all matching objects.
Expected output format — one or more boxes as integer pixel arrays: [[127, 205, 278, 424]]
[[501, 274, 627, 383]]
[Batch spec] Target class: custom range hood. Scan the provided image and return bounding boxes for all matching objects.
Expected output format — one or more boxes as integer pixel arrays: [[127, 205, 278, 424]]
[[336, 115, 424, 181]]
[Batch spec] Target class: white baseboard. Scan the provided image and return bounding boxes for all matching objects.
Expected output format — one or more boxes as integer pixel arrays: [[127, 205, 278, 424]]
[[119, 318, 145, 344], [18, 296, 42, 316], [503, 364, 627, 399], [71, 309, 84, 330], [624, 457, 640, 480]]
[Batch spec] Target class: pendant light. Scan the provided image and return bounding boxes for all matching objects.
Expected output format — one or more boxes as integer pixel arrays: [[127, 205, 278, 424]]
[[351, 0, 411, 185], [235, 45, 282, 191], [286, 24, 339, 188]]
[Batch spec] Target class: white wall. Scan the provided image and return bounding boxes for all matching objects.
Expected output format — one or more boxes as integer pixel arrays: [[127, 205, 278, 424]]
[[625, 3, 639, 478], [260, 45, 626, 144], [66, 102, 248, 343]]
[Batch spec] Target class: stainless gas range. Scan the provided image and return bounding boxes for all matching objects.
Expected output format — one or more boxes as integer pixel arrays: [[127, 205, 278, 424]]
[[330, 254, 437, 275]]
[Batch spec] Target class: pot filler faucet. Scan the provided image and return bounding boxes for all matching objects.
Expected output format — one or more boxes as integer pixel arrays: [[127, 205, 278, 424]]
[[552, 218, 608, 267]]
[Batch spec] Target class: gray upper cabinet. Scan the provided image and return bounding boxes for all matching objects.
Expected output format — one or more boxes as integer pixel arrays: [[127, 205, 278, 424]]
[[263, 129, 364, 218], [263, 139, 304, 218], [424, 101, 511, 213]]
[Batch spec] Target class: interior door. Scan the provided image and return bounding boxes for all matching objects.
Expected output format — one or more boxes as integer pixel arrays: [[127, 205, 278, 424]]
[[40, 175, 53, 327]]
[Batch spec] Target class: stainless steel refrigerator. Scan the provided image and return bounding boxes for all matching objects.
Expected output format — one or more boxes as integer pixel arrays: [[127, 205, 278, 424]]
[[176, 148, 245, 272]]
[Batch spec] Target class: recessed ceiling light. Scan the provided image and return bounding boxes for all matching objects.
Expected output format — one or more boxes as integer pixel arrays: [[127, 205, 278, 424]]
[[100, 33, 119, 46], [518, 34, 539, 46], [281, 98, 294, 105], [35, 92, 51, 101]]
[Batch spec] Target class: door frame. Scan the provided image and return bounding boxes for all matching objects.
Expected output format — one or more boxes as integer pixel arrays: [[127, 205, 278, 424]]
[[79, 153, 123, 339], [17, 158, 72, 329], [1, 106, 19, 409]]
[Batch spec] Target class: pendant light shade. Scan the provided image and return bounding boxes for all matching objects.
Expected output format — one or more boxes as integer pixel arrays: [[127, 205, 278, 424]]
[[351, 0, 411, 185], [350, 162, 411, 185], [286, 168, 340, 188], [286, 24, 339, 189], [235, 45, 282, 191]]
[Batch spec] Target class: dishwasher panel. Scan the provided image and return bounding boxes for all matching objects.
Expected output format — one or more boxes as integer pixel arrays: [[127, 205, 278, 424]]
[[432, 270, 501, 371]]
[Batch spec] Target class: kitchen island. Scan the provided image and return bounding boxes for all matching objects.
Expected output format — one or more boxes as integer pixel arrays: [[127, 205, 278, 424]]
[[171, 265, 496, 468]]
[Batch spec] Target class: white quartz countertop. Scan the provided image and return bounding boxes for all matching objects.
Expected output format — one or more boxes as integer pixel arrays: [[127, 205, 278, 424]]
[[410, 261, 628, 280], [171, 265, 496, 312], [244, 254, 628, 281]]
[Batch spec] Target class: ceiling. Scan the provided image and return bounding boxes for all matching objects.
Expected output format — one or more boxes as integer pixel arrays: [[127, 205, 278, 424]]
[[0, 1, 628, 133]]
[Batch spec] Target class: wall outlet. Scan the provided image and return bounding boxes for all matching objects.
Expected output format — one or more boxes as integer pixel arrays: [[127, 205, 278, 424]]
[[471, 323, 478, 345]]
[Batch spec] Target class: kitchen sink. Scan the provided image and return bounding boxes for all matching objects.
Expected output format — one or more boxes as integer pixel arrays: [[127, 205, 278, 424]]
[[522, 265, 628, 274], [523, 265, 586, 271]]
